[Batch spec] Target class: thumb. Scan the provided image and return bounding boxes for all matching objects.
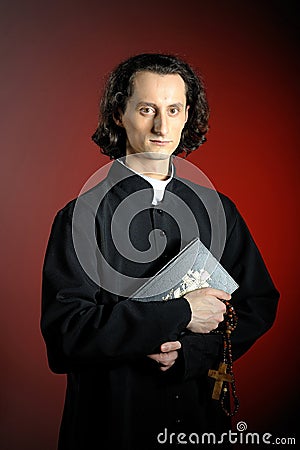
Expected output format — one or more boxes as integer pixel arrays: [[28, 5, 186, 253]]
[[161, 341, 181, 352]]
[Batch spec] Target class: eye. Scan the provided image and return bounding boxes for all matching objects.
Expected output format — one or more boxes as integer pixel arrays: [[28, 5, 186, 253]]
[[169, 107, 180, 116], [139, 106, 156, 115]]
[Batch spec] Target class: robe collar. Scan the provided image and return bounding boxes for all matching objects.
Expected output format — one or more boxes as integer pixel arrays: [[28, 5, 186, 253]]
[[106, 157, 176, 197]]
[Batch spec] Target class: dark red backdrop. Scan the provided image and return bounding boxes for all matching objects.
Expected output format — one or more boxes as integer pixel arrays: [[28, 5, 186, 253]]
[[0, 1, 299, 448]]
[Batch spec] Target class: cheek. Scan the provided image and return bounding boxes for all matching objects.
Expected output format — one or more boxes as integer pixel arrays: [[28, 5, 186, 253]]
[[123, 117, 146, 136], [175, 120, 186, 136], [122, 121, 137, 139], [126, 127, 143, 143], [175, 115, 187, 129]]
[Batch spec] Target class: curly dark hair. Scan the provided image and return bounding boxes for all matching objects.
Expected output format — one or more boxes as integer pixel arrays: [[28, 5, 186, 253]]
[[92, 53, 210, 159]]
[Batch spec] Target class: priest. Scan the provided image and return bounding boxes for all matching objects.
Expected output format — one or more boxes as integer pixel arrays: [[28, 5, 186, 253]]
[[41, 53, 279, 450]]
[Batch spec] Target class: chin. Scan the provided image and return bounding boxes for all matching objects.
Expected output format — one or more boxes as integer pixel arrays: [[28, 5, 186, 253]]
[[130, 151, 172, 160]]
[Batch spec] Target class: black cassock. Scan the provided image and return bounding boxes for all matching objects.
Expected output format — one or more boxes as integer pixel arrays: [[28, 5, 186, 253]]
[[41, 161, 279, 450]]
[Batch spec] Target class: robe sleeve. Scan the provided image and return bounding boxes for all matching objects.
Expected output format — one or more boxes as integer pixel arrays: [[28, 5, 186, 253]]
[[179, 333, 223, 380], [41, 204, 191, 374], [222, 203, 279, 360], [178, 199, 279, 380]]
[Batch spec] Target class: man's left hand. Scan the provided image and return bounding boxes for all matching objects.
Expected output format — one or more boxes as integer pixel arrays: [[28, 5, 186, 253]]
[[147, 341, 181, 372]]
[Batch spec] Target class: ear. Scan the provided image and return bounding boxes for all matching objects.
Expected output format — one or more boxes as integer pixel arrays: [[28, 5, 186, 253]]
[[185, 105, 190, 123], [113, 110, 124, 127]]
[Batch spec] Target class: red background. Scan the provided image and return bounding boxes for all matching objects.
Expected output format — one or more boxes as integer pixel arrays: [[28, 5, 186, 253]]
[[0, 0, 299, 448]]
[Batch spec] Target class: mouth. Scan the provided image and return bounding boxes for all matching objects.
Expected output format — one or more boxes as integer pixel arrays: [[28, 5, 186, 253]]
[[149, 139, 172, 146]]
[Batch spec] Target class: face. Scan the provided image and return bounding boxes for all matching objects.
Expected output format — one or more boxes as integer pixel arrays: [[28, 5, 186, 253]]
[[117, 71, 189, 157]]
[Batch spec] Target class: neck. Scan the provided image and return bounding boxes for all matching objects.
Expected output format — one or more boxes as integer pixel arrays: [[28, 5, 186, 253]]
[[124, 153, 171, 180]]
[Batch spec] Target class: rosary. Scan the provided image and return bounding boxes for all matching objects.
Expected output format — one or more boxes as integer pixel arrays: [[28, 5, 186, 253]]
[[208, 300, 240, 417]]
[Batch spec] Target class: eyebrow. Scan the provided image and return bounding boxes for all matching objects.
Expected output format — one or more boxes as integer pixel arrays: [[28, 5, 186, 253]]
[[136, 101, 185, 109]]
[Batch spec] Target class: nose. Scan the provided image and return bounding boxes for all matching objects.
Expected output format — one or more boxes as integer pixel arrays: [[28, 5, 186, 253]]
[[153, 112, 168, 136]]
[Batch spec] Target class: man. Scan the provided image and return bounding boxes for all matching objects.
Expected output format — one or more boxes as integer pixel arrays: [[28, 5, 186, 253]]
[[41, 53, 279, 449]]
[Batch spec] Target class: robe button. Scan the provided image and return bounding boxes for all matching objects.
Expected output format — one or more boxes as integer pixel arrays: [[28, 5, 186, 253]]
[[157, 209, 163, 214], [159, 230, 165, 237]]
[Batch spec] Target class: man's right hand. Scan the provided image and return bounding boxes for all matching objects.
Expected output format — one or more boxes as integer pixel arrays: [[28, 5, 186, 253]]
[[184, 288, 230, 333]]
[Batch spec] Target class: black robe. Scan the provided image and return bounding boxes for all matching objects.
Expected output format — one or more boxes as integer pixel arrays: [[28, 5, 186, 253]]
[[41, 161, 279, 450]]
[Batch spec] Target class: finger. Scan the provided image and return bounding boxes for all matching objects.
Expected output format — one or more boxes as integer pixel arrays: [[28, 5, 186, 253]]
[[147, 353, 173, 365], [160, 361, 175, 372], [198, 287, 231, 300], [147, 353, 159, 361], [160, 351, 178, 364], [161, 341, 182, 352], [206, 296, 227, 313]]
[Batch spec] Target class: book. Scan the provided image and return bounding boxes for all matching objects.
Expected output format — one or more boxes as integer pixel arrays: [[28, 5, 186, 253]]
[[129, 237, 239, 302]]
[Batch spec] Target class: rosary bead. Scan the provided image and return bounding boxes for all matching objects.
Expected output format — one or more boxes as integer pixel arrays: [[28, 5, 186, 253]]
[[209, 300, 239, 417]]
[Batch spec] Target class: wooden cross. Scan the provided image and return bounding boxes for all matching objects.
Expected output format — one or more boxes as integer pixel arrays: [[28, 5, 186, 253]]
[[208, 362, 233, 400]]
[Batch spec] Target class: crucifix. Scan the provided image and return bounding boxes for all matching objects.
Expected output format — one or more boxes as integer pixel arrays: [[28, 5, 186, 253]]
[[208, 362, 233, 400]]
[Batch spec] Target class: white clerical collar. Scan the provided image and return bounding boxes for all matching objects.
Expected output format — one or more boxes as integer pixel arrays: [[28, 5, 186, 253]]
[[117, 158, 173, 205]]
